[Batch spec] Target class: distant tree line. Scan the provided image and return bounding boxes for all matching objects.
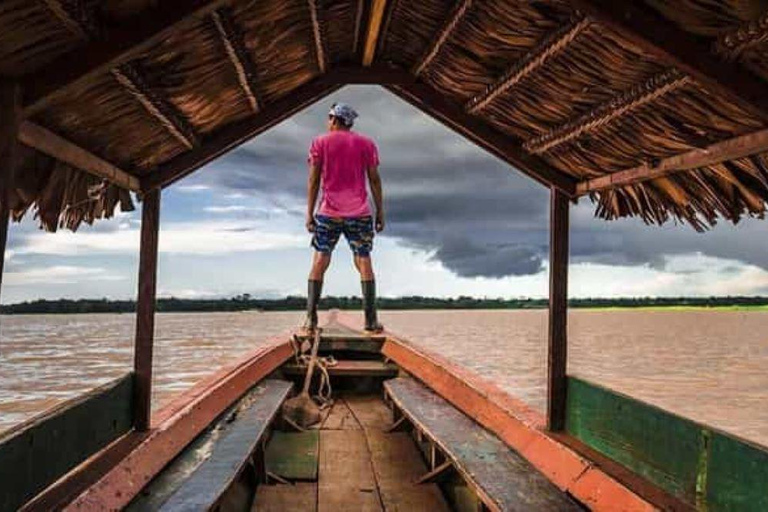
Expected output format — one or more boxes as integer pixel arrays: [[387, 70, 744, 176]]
[[2, 295, 768, 314]]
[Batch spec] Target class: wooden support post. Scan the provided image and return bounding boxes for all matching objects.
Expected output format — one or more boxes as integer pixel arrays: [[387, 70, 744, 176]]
[[133, 189, 161, 431], [0, 81, 20, 305], [547, 187, 569, 431]]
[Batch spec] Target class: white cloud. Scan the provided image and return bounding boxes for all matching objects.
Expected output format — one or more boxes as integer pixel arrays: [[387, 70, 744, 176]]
[[204, 205, 264, 213], [176, 184, 211, 192], [4, 266, 126, 285], [14, 220, 305, 257]]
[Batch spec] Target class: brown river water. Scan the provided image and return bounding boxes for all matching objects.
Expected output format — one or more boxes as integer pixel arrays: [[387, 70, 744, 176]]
[[1, 310, 767, 448]]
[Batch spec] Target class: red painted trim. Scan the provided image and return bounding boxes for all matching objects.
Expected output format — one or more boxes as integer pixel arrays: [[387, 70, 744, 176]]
[[378, 332, 658, 512], [63, 339, 292, 511]]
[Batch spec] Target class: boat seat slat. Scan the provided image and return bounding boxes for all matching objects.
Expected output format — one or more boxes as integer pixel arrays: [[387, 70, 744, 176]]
[[158, 379, 292, 512], [384, 378, 581, 512]]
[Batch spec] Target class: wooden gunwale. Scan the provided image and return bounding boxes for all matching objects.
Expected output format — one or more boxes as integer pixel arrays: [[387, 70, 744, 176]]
[[61, 338, 292, 511]]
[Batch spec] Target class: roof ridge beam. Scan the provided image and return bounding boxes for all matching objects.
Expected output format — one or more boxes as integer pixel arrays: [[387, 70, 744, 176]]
[[112, 63, 199, 150], [22, 0, 229, 117], [524, 69, 689, 154], [211, 7, 260, 112], [466, 16, 591, 114], [412, 0, 473, 77], [19, 121, 140, 191], [307, 0, 326, 73], [576, 127, 768, 194], [362, 0, 388, 66], [384, 81, 577, 196], [567, 0, 768, 122]]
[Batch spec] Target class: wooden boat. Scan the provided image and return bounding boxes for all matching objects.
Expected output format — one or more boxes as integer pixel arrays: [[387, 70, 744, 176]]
[[2, 0, 768, 510]]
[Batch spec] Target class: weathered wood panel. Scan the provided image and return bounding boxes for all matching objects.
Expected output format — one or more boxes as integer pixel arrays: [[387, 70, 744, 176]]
[[266, 431, 319, 481], [134, 188, 160, 431], [0, 373, 134, 512], [159, 379, 292, 511], [367, 430, 450, 511], [385, 378, 581, 511], [707, 433, 768, 511], [67, 340, 293, 510], [318, 430, 382, 512], [566, 376, 768, 510], [252, 482, 317, 512], [547, 186, 569, 431]]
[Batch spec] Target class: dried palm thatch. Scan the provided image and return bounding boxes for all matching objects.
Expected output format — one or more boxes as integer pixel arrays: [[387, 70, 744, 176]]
[[3, 0, 768, 235], [7, 146, 134, 232]]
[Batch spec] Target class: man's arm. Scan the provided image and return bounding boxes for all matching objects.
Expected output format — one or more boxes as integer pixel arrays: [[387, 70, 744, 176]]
[[366, 165, 384, 232], [306, 164, 321, 232]]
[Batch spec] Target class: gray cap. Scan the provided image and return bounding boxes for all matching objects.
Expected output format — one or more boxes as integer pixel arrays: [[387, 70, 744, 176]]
[[329, 102, 358, 126]]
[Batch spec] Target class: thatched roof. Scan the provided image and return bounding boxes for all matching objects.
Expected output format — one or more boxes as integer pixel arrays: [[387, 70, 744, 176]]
[[3, 0, 768, 231]]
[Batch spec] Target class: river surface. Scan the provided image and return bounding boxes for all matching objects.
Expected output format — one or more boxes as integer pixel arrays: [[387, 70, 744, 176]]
[[1, 310, 767, 448]]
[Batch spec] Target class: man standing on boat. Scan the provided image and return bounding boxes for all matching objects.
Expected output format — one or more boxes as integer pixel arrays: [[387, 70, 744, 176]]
[[303, 103, 385, 333]]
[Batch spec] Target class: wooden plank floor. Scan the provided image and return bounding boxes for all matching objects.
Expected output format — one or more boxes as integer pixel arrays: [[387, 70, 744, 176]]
[[255, 394, 450, 511]]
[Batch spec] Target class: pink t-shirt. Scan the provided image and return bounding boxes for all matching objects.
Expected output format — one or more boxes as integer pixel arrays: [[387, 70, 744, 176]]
[[309, 130, 379, 218]]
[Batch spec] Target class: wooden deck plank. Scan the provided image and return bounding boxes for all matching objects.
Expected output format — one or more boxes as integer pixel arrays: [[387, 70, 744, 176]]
[[265, 431, 319, 481], [321, 400, 361, 431], [318, 430, 382, 512], [367, 431, 450, 511], [251, 482, 317, 512], [158, 380, 292, 511], [345, 395, 395, 431], [385, 378, 581, 512], [282, 360, 398, 378]]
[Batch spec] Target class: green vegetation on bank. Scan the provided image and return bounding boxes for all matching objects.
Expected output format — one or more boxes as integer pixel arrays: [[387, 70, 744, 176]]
[[3, 295, 768, 314]]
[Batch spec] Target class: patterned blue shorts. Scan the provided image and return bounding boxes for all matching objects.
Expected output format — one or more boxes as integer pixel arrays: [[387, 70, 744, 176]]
[[312, 215, 374, 256]]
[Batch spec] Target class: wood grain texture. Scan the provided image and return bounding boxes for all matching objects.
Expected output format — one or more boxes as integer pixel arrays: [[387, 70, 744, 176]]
[[133, 189, 161, 431], [0, 374, 134, 512], [385, 378, 580, 511], [265, 431, 319, 481], [567, 376, 768, 510], [252, 482, 317, 512], [318, 430, 382, 511], [368, 431, 450, 511], [547, 187, 569, 432], [159, 379, 292, 511]]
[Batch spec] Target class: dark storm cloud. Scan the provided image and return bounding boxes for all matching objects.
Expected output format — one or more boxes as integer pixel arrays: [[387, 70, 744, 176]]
[[184, 85, 768, 278]]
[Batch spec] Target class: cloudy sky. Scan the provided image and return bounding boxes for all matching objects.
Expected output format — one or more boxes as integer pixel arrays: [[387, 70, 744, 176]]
[[4, 85, 768, 304]]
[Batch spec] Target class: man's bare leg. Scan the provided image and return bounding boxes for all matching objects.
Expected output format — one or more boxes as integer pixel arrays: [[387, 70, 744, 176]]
[[354, 255, 383, 332], [304, 251, 331, 332]]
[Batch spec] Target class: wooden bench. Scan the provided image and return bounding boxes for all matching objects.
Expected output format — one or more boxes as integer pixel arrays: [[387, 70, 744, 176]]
[[282, 359, 398, 378], [128, 379, 292, 512], [384, 378, 581, 512]]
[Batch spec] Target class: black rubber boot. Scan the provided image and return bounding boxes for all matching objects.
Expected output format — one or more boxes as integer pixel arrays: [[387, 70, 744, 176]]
[[362, 280, 383, 333], [303, 279, 322, 332]]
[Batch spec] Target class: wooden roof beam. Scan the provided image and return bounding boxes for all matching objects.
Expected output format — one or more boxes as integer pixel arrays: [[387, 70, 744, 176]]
[[466, 17, 591, 114], [112, 64, 198, 150], [22, 0, 229, 117], [142, 76, 342, 191], [362, 0, 388, 66], [211, 7, 260, 112], [524, 69, 689, 154], [567, 0, 768, 122], [384, 81, 577, 196], [307, 0, 326, 73], [19, 122, 140, 192], [577, 127, 768, 195], [412, 0, 473, 76]]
